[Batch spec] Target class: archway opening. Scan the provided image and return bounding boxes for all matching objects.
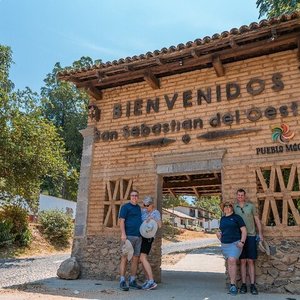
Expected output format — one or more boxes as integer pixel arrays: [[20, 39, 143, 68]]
[[160, 171, 225, 285]]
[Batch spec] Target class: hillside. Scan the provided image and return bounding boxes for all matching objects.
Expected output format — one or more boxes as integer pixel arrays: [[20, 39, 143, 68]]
[[0, 224, 72, 259]]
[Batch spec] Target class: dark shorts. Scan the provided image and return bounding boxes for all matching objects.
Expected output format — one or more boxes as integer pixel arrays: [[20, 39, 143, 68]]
[[126, 236, 142, 256], [239, 236, 257, 260], [140, 237, 154, 255]]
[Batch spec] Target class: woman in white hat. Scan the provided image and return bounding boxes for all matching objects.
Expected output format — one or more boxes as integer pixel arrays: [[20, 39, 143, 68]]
[[139, 196, 162, 290]]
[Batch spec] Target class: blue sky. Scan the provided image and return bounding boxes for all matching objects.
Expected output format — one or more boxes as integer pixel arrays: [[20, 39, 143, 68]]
[[0, 0, 260, 93]]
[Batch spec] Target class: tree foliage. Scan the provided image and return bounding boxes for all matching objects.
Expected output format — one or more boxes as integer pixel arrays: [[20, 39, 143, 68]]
[[256, 0, 300, 18], [162, 195, 189, 209], [0, 45, 67, 211], [40, 58, 91, 200], [192, 196, 222, 219]]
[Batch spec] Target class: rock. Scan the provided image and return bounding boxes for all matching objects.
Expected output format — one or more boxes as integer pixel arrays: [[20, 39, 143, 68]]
[[273, 279, 289, 287], [267, 268, 279, 278], [57, 257, 80, 280], [285, 283, 300, 294], [281, 254, 299, 265], [272, 261, 288, 271]]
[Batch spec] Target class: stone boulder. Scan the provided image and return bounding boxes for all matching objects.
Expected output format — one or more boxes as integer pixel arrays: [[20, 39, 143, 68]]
[[57, 257, 80, 280]]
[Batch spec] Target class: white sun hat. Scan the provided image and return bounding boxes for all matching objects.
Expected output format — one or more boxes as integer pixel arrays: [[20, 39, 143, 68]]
[[258, 240, 271, 256], [121, 239, 134, 261], [140, 219, 158, 238]]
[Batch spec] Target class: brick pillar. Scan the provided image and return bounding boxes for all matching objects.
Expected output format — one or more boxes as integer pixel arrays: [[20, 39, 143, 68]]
[[71, 126, 94, 257]]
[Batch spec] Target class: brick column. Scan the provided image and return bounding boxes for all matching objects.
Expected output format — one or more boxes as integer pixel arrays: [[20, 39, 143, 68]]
[[72, 126, 94, 256]]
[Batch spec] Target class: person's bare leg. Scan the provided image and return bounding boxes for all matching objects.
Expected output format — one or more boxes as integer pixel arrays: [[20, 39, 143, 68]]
[[248, 259, 255, 284], [240, 258, 247, 283], [120, 256, 127, 277], [130, 256, 139, 277], [140, 253, 153, 280], [227, 258, 237, 284]]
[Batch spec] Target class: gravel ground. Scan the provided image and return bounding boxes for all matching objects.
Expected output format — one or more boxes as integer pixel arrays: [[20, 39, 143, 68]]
[[0, 240, 296, 300], [0, 254, 69, 288], [0, 238, 219, 288]]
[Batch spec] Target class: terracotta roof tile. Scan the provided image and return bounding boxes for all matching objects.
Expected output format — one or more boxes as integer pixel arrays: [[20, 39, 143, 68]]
[[58, 12, 300, 77]]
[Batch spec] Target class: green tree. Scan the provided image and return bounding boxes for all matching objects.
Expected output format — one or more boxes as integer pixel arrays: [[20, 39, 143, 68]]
[[162, 195, 188, 209], [192, 196, 222, 219], [0, 45, 67, 211], [40, 59, 91, 200], [256, 0, 300, 18]]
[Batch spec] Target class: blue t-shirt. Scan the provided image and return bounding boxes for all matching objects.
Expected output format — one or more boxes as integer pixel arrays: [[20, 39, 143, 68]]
[[119, 202, 142, 236], [219, 213, 246, 244]]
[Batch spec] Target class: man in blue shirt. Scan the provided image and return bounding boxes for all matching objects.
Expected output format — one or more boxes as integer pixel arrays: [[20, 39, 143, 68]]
[[119, 189, 142, 291]]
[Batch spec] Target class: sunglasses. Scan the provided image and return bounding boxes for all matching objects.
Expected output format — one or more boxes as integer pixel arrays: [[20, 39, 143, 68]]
[[131, 194, 138, 197], [143, 204, 151, 207]]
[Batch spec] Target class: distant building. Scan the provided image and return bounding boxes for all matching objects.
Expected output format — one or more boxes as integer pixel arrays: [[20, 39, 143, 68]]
[[163, 205, 219, 231], [163, 208, 200, 230], [38, 194, 77, 219]]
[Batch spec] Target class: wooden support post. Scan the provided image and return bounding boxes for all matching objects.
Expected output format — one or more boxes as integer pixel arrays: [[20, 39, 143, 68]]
[[212, 54, 225, 77], [144, 69, 160, 89], [85, 85, 102, 100]]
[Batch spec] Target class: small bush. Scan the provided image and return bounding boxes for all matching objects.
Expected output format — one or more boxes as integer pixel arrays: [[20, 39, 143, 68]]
[[0, 205, 31, 247], [38, 209, 73, 247], [162, 221, 181, 237], [0, 220, 15, 247]]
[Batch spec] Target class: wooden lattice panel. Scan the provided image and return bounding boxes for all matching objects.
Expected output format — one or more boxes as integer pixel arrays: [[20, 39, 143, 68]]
[[256, 164, 300, 236], [103, 179, 133, 228]]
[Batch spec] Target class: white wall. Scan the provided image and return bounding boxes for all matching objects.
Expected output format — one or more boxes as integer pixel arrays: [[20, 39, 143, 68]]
[[204, 219, 219, 230], [39, 194, 77, 218]]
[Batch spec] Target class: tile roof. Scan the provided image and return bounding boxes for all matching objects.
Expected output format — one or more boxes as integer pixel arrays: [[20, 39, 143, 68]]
[[58, 12, 300, 91]]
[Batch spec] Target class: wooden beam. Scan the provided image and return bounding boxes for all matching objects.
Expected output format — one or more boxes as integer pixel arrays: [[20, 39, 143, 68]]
[[84, 85, 102, 100], [143, 69, 160, 89], [168, 189, 176, 197], [164, 180, 221, 189], [155, 58, 164, 65], [212, 54, 224, 77], [192, 187, 200, 198], [229, 38, 238, 49], [191, 49, 200, 58], [62, 33, 298, 89]]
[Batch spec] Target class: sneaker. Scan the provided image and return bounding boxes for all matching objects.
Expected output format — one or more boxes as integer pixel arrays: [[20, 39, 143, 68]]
[[229, 285, 238, 296], [129, 279, 142, 289], [120, 280, 129, 291], [250, 284, 258, 295], [240, 283, 247, 294], [143, 281, 157, 290], [142, 281, 149, 289]]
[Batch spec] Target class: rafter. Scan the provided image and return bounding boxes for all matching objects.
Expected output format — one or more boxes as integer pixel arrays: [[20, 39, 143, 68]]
[[84, 85, 102, 100], [64, 33, 298, 90], [192, 187, 200, 198], [212, 54, 225, 77], [143, 69, 160, 89]]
